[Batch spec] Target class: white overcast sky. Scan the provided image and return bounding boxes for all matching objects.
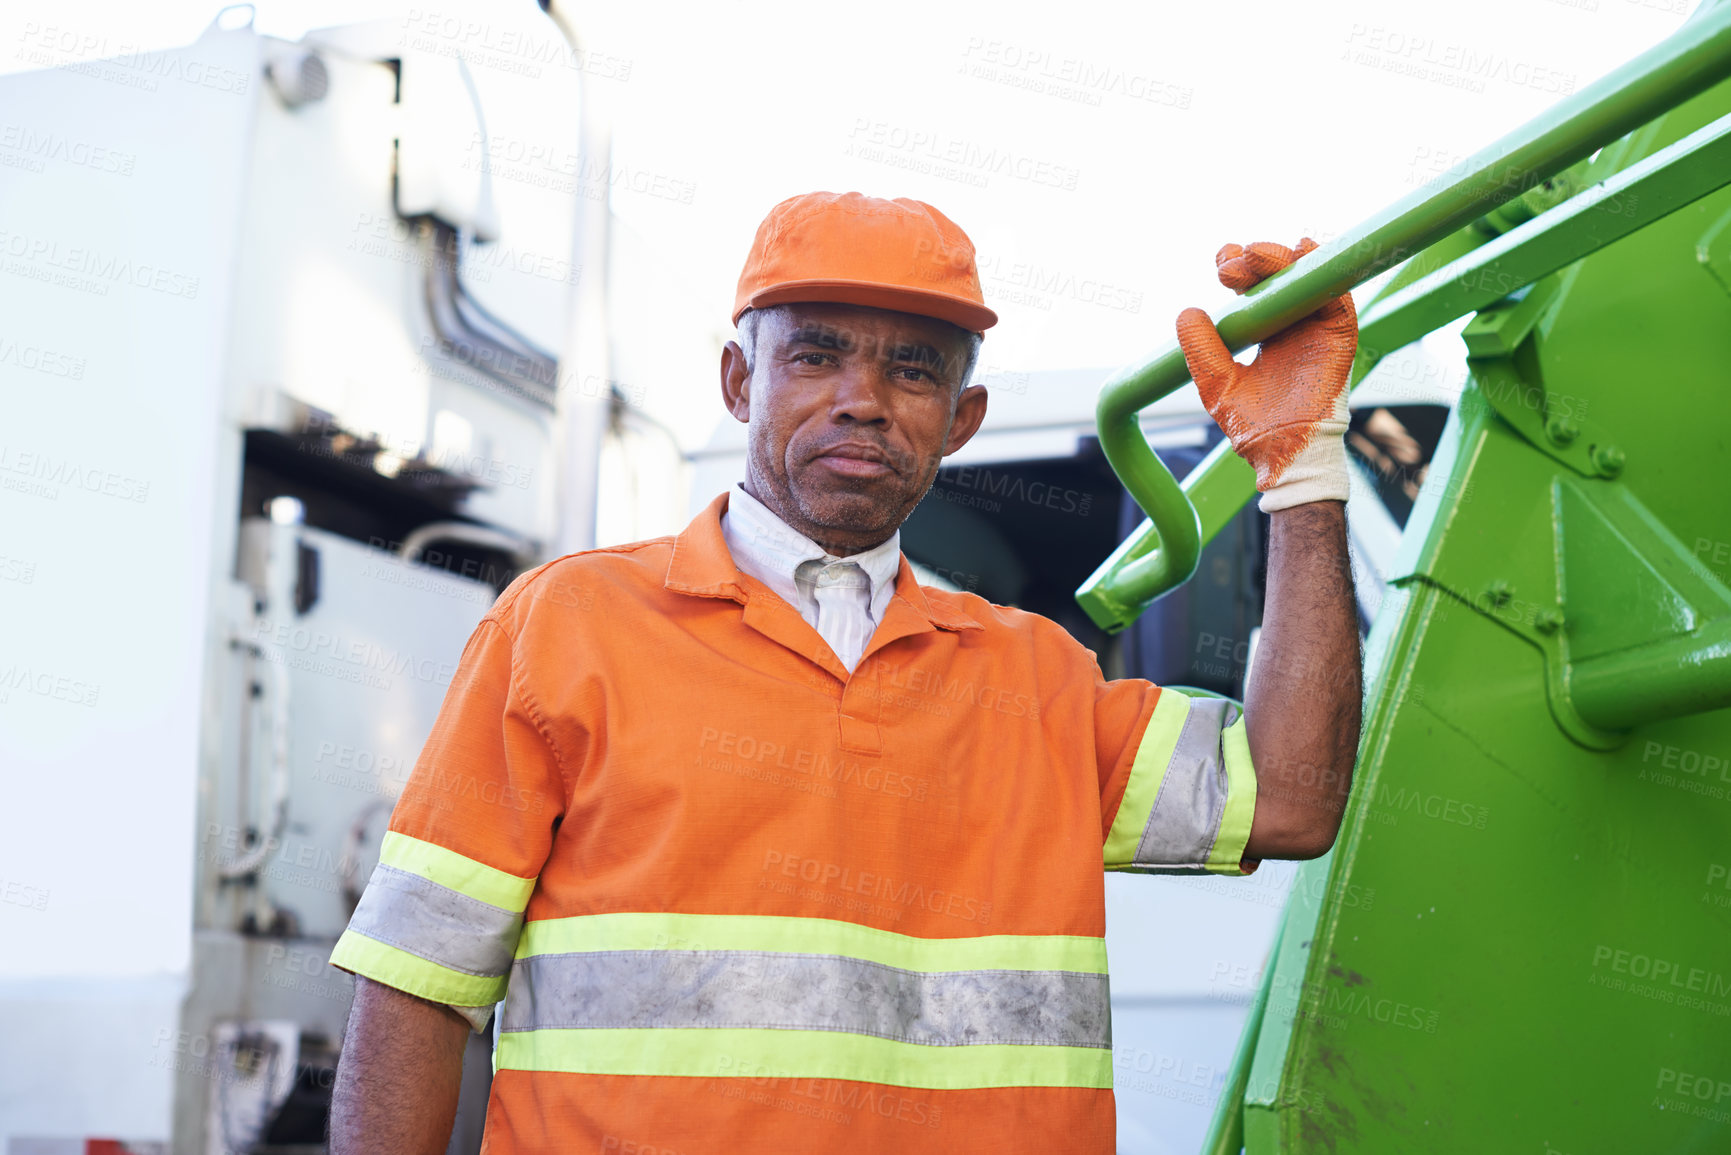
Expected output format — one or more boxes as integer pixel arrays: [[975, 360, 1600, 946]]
[[1, 0, 1699, 378]]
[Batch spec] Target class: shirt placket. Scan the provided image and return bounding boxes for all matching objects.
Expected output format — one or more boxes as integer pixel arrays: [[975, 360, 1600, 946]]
[[810, 562, 885, 756]]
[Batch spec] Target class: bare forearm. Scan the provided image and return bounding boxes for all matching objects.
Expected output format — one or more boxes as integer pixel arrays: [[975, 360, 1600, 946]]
[[1243, 501, 1362, 859], [329, 976, 470, 1155]]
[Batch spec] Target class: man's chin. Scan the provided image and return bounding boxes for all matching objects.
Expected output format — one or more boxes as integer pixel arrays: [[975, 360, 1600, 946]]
[[792, 483, 905, 540]]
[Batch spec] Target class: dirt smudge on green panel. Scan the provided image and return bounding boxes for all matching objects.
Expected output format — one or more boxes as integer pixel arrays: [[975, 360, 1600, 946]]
[[1328, 965, 1369, 987]]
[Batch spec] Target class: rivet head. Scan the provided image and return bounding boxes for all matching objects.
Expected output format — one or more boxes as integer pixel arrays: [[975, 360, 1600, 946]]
[[1485, 581, 1513, 607], [1535, 609, 1564, 634], [1546, 415, 1579, 446], [1592, 444, 1625, 477]]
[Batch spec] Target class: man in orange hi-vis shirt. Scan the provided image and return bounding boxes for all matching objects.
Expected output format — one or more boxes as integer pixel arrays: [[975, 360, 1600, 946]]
[[327, 191, 1362, 1154]]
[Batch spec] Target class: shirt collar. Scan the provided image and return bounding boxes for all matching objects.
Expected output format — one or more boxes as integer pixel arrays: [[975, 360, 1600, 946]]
[[666, 489, 981, 632], [723, 483, 900, 620]]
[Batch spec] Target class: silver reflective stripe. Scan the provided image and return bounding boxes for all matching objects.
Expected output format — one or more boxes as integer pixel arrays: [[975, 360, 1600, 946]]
[[347, 863, 522, 977], [1133, 697, 1238, 867], [500, 951, 1111, 1049]]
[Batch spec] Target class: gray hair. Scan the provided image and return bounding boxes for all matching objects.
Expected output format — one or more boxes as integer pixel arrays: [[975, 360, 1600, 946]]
[[737, 305, 983, 391]]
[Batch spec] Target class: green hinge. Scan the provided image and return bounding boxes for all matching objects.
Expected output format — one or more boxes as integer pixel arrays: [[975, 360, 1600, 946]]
[[1391, 385, 1731, 749]]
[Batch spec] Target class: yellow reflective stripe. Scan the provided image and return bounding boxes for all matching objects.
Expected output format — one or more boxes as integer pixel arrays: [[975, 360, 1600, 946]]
[[516, 913, 1106, 974], [1103, 689, 1191, 867], [329, 928, 507, 1006], [496, 1027, 1113, 1090], [378, 830, 536, 913], [1205, 716, 1258, 875]]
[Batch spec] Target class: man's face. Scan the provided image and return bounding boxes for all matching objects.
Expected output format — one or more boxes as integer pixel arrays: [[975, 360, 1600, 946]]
[[720, 303, 988, 555]]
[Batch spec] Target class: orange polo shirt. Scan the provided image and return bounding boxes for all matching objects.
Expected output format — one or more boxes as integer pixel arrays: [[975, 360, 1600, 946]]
[[331, 491, 1257, 1154]]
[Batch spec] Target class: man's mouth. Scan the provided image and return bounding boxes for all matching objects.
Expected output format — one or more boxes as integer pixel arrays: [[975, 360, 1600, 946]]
[[809, 442, 897, 478]]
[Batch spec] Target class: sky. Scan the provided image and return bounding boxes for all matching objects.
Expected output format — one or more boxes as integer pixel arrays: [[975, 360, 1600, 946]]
[[0, 0, 1701, 443], [3, 0, 1700, 361]]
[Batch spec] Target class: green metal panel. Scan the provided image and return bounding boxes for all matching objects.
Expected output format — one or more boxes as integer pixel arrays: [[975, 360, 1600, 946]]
[[1216, 67, 1731, 1154]]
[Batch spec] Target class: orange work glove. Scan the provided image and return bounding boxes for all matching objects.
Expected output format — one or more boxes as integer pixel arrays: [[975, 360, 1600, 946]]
[[1175, 238, 1358, 512]]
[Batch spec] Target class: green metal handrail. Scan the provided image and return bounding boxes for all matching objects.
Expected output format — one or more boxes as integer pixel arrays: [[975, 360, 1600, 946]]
[[1077, 1, 1731, 633]]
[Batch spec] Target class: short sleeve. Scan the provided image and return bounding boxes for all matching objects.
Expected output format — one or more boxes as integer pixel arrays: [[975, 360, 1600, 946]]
[[329, 616, 565, 1028], [1098, 678, 1258, 876]]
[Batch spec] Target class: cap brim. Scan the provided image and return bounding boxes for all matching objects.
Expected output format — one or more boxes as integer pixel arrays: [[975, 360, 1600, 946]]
[[737, 278, 998, 334]]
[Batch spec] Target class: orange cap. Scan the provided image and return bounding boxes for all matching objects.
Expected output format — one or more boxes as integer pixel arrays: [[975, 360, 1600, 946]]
[[732, 191, 998, 334]]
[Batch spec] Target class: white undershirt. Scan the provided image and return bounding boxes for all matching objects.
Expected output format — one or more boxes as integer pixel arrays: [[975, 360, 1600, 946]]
[[720, 483, 901, 673]]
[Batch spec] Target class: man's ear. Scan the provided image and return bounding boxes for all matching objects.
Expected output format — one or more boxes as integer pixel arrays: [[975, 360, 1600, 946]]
[[943, 384, 989, 457], [720, 340, 751, 424]]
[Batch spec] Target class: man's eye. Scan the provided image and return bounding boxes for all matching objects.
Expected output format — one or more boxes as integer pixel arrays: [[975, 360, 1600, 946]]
[[798, 352, 831, 366], [896, 366, 933, 383]]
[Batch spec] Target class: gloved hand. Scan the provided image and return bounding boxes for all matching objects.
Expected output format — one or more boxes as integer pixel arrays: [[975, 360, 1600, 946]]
[[1175, 238, 1357, 513]]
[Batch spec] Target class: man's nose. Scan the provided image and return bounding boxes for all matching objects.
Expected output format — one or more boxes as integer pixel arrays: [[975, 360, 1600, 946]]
[[828, 363, 890, 425]]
